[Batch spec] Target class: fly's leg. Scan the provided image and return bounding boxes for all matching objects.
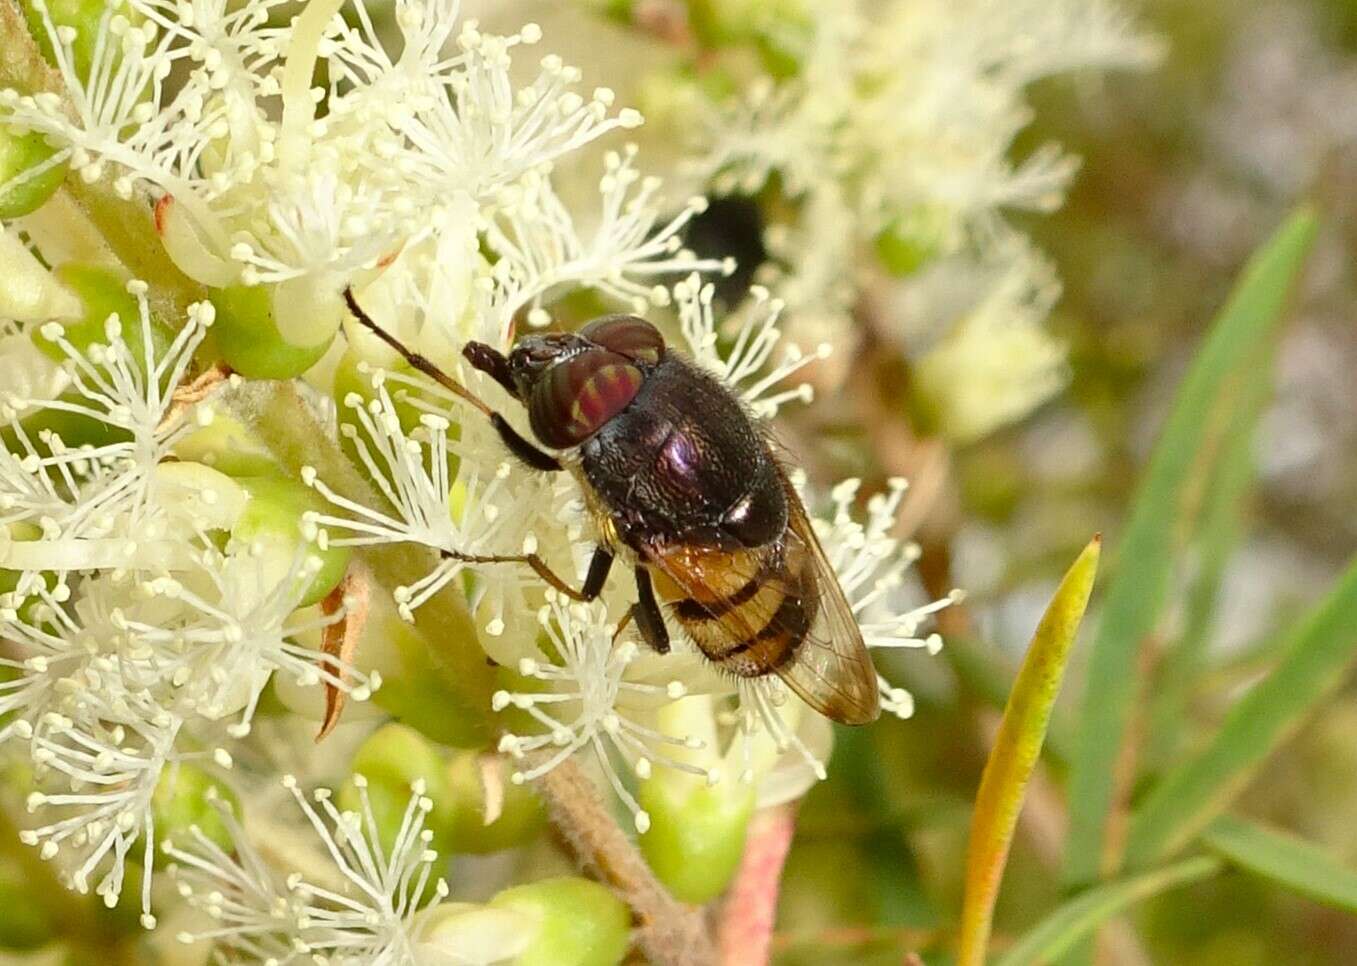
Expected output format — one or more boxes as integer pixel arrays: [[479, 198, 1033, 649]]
[[630, 566, 671, 654], [488, 413, 562, 472], [461, 341, 564, 472], [445, 545, 613, 603], [343, 288, 563, 472]]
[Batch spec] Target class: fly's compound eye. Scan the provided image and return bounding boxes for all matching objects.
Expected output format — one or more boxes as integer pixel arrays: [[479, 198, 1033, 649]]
[[579, 315, 665, 365]]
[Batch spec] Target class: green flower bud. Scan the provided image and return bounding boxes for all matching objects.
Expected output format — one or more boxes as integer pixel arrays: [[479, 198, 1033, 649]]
[[172, 411, 281, 478], [364, 611, 488, 747], [337, 723, 454, 856], [444, 750, 545, 853], [419, 902, 535, 963], [490, 878, 630, 966], [687, 0, 806, 48], [36, 263, 173, 367], [21, 0, 118, 77], [231, 475, 351, 607], [577, 0, 633, 24], [151, 764, 238, 853], [874, 206, 953, 277], [638, 770, 754, 903], [208, 284, 335, 379], [0, 124, 67, 220]]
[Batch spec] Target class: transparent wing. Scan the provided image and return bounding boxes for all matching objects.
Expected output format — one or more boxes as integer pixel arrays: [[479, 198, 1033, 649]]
[[772, 489, 881, 725]]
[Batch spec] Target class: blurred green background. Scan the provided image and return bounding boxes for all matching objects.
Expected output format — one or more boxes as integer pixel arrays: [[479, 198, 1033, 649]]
[[771, 1, 1357, 962]]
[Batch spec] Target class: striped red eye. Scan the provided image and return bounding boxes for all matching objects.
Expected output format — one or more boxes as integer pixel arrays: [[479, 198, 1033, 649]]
[[579, 315, 665, 365], [528, 348, 645, 448]]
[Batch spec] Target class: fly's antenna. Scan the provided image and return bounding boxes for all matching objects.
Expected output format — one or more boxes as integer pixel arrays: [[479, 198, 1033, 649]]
[[342, 287, 495, 420]]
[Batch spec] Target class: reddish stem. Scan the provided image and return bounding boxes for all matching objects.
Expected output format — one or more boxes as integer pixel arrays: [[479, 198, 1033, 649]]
[[718, 804, 798, 966]]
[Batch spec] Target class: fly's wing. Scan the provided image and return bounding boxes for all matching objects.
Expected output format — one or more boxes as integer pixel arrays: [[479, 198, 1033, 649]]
[[640, 482, 880, 725], [772, 485, 881, 725]]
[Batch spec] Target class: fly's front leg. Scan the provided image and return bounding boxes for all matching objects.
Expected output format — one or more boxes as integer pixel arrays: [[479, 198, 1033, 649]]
[[631, 566, 671, 654], [444, 544, 613, 602], [463, 341, 563, 473]]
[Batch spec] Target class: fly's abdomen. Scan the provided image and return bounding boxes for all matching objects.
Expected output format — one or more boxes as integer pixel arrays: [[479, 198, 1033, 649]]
[[656, 540, 817, 678], [527, 348, 644, 448]]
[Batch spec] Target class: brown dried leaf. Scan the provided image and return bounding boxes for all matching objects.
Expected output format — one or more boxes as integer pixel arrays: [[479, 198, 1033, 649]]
[[316, 566, 370, 742]]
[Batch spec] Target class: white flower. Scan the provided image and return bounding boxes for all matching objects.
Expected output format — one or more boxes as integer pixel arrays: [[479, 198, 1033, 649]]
[[912, 242, 1069, 442], [20, 696, 180, 927], [674, 272, 828, 418], [494, 592, 709, 833], [2, 0, 719, 347], [814, 477, 962, 719], [165, 776, 448, 965], [301, 371, 564, 642], [686, 0, 1159, 431], [0, 285, 215, 585]]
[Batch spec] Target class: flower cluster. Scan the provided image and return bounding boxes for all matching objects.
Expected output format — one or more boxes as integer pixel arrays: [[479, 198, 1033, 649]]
[[0, 0, 972, 952], [2, 0, 719, 354], [643, 0, 1160, 440], [164, 776, 446, 964], [0, 283, 371, 924]]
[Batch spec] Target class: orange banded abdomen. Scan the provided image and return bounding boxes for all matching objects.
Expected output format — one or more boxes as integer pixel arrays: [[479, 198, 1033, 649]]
[[650, 540, 818, 678]]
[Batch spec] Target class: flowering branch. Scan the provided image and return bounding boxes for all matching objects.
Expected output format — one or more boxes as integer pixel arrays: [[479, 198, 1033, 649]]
[[0, 0, 203, 320], [236, 380, 499, 736], [528, 748, 718, 966]]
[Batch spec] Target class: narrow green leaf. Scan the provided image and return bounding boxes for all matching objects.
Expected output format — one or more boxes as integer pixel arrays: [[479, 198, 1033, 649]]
[[1203, 816, 1357, 913], [1125, 556, 1357, 865], [997, 856, 1222, 966], [1144, 338, 1273, 769], [957, 537, 1102, 966], [1064, 208, 1318, 889]]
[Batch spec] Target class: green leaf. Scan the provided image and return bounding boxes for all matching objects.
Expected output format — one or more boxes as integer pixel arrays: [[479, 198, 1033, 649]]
[[996, 856, 1222, 966], [1202, 815, 1357, 913], [1144, 328, 1275, 769], [1063, 208, 1318, 889], [957, 537, 1101, 966], [1124, 556, 1357, 866]]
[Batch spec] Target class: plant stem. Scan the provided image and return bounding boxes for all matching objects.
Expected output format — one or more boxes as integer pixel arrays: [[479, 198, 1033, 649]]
[[718, 804, 797, 966], [234, 380, 499, 740], [528, 749, 717, 966]]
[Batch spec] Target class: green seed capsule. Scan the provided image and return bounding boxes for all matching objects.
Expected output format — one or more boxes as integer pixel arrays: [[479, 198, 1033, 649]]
[[21, 0, 137, 85], [151, 764, 238, 853], [37, 263, 172, 366], [874, 206, 952, 277], [209, 284, 335, 379], [444, 750, 545, 853], [490, 877, 630, 966], [172, 411, 281, 478], [0, 125, 67, 220]]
